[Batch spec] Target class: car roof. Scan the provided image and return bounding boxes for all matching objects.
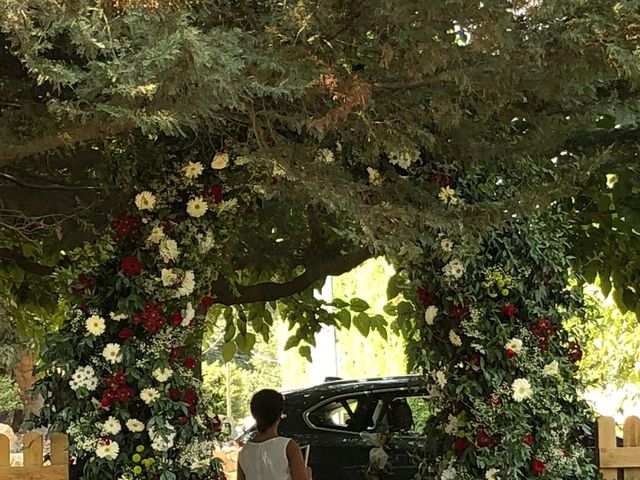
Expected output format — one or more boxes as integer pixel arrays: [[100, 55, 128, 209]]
[[282, 374, 427, 399]]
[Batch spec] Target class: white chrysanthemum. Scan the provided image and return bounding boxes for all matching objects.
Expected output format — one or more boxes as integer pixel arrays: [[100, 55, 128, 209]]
[[175, 271, 196, 298], [186, 196, 209, 218], [449, 330, 462, 347], [152, 367, 173, 383], [505, 338, 523, 355], [147, 226, 165, 244], [512, 378, 533, 402], [485, 468, 500, 480], [441, 466, 456, 480], [101, 416, 122, 436], [160, 268, 178, 287], [140, 388, 160, 405], [126, 419, 145, 433], [367, 167, 382, 186], [85, 315, 106, 336], [96, 441, 120, 460], [183, 161, 204, 179], [134, 191, 156, 211], [440, 238, 454, 252], [70, 366, 98, 391], [435, 370, 447, 389], [182, 302, 195, 326], [109, 312, 127, 321], [543, 360, 560, 377], [317, 148, 335, 164], [424, 305, 438, 325], [438, 186, 458, 205], [444, 414, 458, 435], [211, 153, 229, 169], [443, 258, 466, 279], [102, 343, 122, 364], [159, 238, 180, 263]]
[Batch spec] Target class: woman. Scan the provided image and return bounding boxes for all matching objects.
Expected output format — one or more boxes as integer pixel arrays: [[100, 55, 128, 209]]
[[237, 389, 311, 480]]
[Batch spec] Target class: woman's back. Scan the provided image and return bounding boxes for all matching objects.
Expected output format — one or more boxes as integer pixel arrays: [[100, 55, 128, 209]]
[[238, 436, 292, 480]]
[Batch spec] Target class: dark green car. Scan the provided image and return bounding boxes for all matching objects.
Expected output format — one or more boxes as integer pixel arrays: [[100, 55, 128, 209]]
[[238, 375, 430, 480]]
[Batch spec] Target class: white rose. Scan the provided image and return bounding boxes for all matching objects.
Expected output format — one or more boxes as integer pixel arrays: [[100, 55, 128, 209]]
[[424, 305, 438, 325], [86, 315, 106, 336], [160, 268, 178, 287], [147, 226, 165, 244], [175, 271, 196, 298], [512, 378, 533, 402], [543, 360, 560, 377], [159, 238, 180, 263], [211, 153, 229, 169], [186, 196, 209, 218], [134, 191, 156, 211]]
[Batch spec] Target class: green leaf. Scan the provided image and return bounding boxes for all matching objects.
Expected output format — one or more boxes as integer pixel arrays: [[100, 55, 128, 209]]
[[298, 345, 312, 362], [332, 298, 349, 308], [334, 309, 351, 328], [350, 298, 370, 312], [284, 335, 300, 351], [386, 274, 401, 300], [383, 303, 398, 316], [353, 312, 371, 336], [221, 342, 236, 362], [599, 275, 612, 298]]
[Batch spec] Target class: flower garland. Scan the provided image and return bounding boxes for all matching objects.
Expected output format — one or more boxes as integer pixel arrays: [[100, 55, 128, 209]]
[[30, 154, 243, 480]]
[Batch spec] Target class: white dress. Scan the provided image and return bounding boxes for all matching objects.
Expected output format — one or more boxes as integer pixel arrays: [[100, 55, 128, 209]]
[[238, 436, 293, 480]]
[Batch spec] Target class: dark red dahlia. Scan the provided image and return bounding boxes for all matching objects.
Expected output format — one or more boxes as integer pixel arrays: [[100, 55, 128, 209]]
[[121, 256, 143, 276], [568, 342, 583, 363], [201, 296, 215, 308], [532, 459, 545, 475], [169, 388, 182, 401], [184, 357, 197, 370], [453, 436, 468, 452], [170, 312, 183, 327], [118, 327, 134, 340], [501, 304, 517, 317], [110, 214, 142, 243]]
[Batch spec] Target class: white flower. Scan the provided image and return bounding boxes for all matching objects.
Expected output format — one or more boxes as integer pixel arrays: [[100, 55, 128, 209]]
[[512, 378, 533, 402], [543, 360, 560, 377], [198, 231, 215, 253], [152, 367, 173, 383], [435, 370, 447, 389], [443, 414, 458, 435], [96, 441, 120, 460], [438, 186, 458, 205], [186, 196, 209, 218], [424, 305, 438, 325], [109, 312, 127, 321], [441, 466, 456, 480], [126, 419, 145, 433], [85, 315, 106, 336], [182, 302, 195, 326], [443, 258, 466, 279], [102, 343, 122, 364], [149, 425, 176, 452], [69, 366, 98, 391], [449, 330, 462, 347], [101, 416, 122, 436], [389, 149, 418, 169], [175, 271, 195, 298], [486, 468, 500, 480], [505, 338, 523, 355], [183, 161, 204, 179], [440, 238, 454, 252], [367, 167, 382, 186], [159, 238, 180, 263], [134, 191, 156, 211], [147, 226, 165, 244], [211, 153, 229, 169], [317, 148, 335, 164], [160, 268, 178, 287], [140, 388, 160, 405]]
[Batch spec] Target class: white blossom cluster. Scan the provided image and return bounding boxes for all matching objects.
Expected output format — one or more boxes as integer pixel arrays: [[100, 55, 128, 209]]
[[69, 365, 98, 391], [149, 424, 176, 451], [177, 440, 218, 471]]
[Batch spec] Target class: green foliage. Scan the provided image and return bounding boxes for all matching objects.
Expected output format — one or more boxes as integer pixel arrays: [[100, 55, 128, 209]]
[[0, 375, 21, 414]]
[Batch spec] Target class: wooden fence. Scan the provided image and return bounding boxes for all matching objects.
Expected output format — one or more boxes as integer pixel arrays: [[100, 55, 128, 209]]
[[0, 432, 68, 480], [599, 416, 640, 480]]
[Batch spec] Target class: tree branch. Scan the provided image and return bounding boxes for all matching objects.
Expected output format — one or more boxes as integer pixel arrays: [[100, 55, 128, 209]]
[[0, 120, 134, 168], [0, 249, 55, 275], [212, 247, 372, 305]]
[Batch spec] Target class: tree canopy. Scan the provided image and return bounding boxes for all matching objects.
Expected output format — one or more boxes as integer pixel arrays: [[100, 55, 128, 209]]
[[0, 0, 639, 333]]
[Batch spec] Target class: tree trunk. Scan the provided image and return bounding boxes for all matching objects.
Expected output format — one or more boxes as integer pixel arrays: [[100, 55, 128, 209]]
[[11, 349, 42, 432]]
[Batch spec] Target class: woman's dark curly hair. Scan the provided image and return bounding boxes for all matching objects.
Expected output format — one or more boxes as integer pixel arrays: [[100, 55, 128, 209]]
[[250, 389, 284, 432]]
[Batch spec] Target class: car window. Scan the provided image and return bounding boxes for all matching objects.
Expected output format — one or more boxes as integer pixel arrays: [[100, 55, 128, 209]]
[[376, 395, 432, 434], [307, 395, 382, 432]]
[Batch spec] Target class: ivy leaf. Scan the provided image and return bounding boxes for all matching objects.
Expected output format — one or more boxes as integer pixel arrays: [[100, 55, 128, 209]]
[[221, 342, 236, 362]]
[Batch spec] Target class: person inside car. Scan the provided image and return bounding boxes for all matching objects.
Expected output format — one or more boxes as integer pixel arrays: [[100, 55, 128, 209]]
[[237, 389, 312, 480]]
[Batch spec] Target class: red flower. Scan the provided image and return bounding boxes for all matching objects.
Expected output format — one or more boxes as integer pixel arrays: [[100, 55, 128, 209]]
[[121, 256, 143, 276], [170, 347, 182, 361], [453, 436, 468, 452], [170, 313, 183, 327], [505, 348, 517, 359], [501, 304, 517, 317], [203, 185, 223, 204], [523, 433, 534, 446], [210, 414, 222, 433], [537, 337, 550, 352], [110, 214, 142, 243], [490, 394, 502, 407], [201, 296, 215, 308], [169, 388, 182, 401], [416, 285, 437, 308], [532, 459, 545, 474], [568, 342, 583, 363], [475, 427, 493, 448], [184, 357, 197, 370], [118, 327, 134, 340], [178, 416, 189, 426], [163, 219, 177, 233], [182, 388, 199, 415]]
